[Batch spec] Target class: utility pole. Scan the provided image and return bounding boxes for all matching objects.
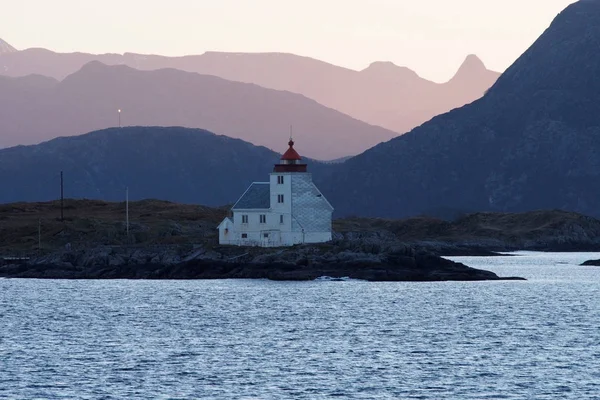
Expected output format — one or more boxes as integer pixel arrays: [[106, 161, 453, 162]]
[[38, 219, 41, 252], [126, 187, 129, 239], [118, 109, 122, 128], [60, 171, 64, 221]]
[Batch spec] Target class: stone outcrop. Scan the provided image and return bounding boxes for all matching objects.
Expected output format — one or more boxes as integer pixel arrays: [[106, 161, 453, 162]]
[[0, 239, 523, 282], [581, 259, 600, 267], [335, 210, 600, 254]]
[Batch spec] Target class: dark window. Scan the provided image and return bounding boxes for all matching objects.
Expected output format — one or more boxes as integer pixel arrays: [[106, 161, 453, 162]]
[[241, 233, 248, 239], [264, 233, 269, 238], [277, 176, 284, 184], [260, 215, 266, 224], [280, 215, 284, 224], [278, 194, 284, 204], [242, 215, 248, 224]]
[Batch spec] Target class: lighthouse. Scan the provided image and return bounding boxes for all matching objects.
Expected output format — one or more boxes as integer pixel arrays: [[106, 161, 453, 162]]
[[218, 138, 334, 247]]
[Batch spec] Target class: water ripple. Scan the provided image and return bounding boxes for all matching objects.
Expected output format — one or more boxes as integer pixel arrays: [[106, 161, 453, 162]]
[[1, 252, 600, 398]]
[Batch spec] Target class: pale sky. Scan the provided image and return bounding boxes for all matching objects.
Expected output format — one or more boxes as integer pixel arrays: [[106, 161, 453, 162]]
[[2, 0, 577, 82]]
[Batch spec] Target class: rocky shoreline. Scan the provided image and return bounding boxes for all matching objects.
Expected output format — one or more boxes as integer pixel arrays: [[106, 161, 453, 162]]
[[581, 259, 600, 267], [9, 200, 599, 282], [0, 241, 524, 282]]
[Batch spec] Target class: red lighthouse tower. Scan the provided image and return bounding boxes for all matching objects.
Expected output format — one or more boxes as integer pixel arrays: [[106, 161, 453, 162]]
[[274, 139, 308, 173]]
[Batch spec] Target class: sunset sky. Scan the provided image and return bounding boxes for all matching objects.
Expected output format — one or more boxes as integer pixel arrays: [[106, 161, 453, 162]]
[[3, 0, 576, 82]]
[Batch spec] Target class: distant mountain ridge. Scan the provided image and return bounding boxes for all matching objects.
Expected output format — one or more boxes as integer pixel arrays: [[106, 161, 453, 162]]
[[322, 0, 600, 218], [0, 127, 305, 206], [0, 62, 397, 160], [0, 47, 499, 134], [10, 1, 600, 220], [3, 0, 600, 225]]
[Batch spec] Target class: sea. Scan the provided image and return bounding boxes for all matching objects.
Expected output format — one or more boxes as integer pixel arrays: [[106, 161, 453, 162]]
[[1, 252, 600, 399]]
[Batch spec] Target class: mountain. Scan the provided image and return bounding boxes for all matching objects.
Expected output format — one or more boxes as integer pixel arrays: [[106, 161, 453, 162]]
[[0, 47, 122, 80], [0, 47, 499, 134], [0, 62, 397, 160], [443, 55, 500, 106], [321, 0, 600, 218], [0, 126, 332, 206], [138, 52, 500, 134], [0, 38, 16, 54]]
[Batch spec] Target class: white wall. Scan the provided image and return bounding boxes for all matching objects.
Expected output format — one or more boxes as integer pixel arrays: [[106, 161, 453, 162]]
[[269, 172, 292, 232], [218, 218, 233, 244], [291, 173, 333, 235]]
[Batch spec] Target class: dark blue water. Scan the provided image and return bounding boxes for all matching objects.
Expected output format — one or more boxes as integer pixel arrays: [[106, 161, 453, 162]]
[[2, 252, 600, 399]]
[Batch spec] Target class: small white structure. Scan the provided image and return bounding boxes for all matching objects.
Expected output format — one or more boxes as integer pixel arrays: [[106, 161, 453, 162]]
[[218, 138, 334, 247]]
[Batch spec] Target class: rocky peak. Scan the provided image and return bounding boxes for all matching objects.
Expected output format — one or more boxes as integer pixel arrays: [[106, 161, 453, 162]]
[[322, 0, 600, 219], [0, 38, 17, 54], [450, 54, 488, 82], [361, 61, 419, 80], [489, 0, 600, 98]]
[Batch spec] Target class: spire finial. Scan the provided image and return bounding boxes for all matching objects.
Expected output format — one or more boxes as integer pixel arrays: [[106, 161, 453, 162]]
[[289, 125, 294, 147]]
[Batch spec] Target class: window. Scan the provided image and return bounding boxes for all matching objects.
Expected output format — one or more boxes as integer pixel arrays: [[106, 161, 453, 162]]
[[242, 215, 248, 224], [260, 215, 266, 224], [280, 215, 284, 224], [263, 233, 269, 238], [241, 233, 248, 239], [277, 176, 284, 184], [277, 194, 284, 204]]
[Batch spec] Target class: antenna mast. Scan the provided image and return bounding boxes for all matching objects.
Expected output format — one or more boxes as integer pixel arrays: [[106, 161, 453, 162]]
[[126, 187, 129, 239], [60, 171, 64, 221]]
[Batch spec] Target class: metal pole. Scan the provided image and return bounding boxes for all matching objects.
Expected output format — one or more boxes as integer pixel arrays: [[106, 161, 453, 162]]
[[118, 109, 122, 128], [126, 187, 129, 238], [60, 171, 64, 221], [38, 219, 41, 251]]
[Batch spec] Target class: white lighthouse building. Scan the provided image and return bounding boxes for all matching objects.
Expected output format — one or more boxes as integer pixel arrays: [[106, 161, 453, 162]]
[[218, 138, 334, 247]]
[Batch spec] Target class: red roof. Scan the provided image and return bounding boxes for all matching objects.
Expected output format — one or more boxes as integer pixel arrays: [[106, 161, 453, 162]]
[[281, 139, 302, 161]]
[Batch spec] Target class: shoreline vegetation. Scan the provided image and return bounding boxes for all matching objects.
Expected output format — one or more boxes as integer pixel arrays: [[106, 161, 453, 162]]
[[4, 199, 599, 281]]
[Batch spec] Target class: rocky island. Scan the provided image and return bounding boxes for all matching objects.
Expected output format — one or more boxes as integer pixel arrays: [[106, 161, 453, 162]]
[[581, 260, 600, 267], [1, 242, 514, 281], [0, 200, 536, 281]]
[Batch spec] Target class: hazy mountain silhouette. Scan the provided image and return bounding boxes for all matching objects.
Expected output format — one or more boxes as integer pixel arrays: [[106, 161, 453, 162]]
[[134, 52, 500, 134], [0, 127, 332, 205], [0, 62, 397, 160], [0, 47, 499, 134], [321, 0, 600, 218], [0, 38, 16, 54], [3, 0, 597, 226]]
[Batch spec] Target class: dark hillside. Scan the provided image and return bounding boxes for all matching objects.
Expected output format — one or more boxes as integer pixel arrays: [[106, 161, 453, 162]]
[[323, 0, 600, 218], [0, 126, 299, 205]]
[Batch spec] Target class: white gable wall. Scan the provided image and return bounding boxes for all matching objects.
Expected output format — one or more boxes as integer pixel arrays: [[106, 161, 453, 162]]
[[217, 217, 233, 244]]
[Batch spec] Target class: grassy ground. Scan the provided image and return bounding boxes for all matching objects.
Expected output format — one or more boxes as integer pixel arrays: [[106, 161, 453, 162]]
[[334, 209, 600, 244], [0, 199, 228, 254], [2, 200, 598, 256]]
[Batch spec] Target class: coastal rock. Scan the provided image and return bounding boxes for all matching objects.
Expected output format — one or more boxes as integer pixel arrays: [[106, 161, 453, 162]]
[[581, 259, 600, 266], [0, 239, 524, 282]]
